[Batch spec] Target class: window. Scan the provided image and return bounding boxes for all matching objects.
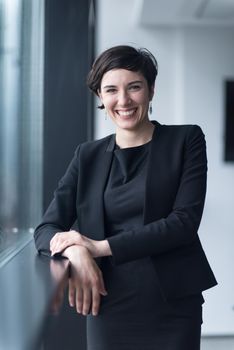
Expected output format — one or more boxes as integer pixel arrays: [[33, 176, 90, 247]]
[[0, 0, 44, 265]]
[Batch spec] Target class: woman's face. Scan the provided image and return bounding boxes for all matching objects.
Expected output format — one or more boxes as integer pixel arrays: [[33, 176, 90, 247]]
[[98, 69, 154, 132]]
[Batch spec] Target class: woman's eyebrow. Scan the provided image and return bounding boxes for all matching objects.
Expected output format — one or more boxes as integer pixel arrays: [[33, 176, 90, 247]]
[[128, 80, 143, 85], [103, 81, 143, 89], [102, 84, 116, 89]]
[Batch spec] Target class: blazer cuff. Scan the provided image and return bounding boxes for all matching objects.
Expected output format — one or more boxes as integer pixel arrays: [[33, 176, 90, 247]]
[[107, 233, 135, 265]]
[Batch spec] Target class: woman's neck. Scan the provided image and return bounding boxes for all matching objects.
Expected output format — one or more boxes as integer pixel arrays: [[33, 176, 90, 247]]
[[115, 120, 155, 149]]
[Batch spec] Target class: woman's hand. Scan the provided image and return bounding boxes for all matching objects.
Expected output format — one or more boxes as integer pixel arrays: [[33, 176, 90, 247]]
[[49, 259, 69, 314], [50, 230, 84, 256], [63, 245, 107, 316], [50, 230, 112, 258]]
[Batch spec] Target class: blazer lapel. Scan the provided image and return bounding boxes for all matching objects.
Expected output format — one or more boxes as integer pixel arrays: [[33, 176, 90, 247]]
[[144, 121, 176, 224], [78, 135, 115, 241]]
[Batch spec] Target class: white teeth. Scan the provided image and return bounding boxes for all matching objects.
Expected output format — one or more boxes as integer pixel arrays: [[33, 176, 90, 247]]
[[118, 109, 135, 116]]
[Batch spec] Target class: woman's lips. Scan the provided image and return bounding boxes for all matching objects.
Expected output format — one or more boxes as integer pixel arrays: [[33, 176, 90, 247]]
[[116, 108, 137, 117]]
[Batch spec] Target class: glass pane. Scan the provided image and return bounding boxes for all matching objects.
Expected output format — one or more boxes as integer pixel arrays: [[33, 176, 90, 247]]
[[0, 0, 44, 262]]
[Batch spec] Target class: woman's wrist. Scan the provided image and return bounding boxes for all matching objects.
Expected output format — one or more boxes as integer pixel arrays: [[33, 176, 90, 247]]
[[60, 237, 112, 259], [78, 235, 112, 258], [94, 240, 112, 258], [62, 244, 88, 261]]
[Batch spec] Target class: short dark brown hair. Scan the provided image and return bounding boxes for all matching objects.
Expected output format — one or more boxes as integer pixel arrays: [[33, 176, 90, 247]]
[[87, 45, 158, 109]]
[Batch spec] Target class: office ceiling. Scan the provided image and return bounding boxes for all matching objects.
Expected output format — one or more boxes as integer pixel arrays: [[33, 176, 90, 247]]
[[138, 0, 234, 26]]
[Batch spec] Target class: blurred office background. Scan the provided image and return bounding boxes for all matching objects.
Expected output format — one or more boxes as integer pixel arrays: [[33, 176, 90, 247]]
[[0, 0, 234, 349]]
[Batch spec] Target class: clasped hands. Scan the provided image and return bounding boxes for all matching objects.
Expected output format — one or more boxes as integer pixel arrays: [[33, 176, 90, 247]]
[[50, 230, 105, 258], [50, 230, 111, 316]]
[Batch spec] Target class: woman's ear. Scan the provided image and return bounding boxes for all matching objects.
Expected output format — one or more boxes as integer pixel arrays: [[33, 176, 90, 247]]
[[149, 85, 155, 101], [97, 90, 105, 109], [97, 89, 104, 106]]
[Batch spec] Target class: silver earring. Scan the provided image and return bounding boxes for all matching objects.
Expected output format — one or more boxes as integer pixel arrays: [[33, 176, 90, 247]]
[[105, 109, 107, 120], [149, 101, 152, 115]]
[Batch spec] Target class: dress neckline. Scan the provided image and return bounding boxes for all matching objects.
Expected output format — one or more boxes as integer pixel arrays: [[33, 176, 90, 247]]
[[115, 139, 152, 151]]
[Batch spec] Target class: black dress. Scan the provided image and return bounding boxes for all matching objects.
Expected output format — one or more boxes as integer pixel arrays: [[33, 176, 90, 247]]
[[86, 141, 204, 350]]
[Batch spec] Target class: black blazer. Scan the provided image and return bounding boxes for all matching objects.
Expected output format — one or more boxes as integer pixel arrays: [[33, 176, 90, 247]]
[[34, 121, 217, 300]]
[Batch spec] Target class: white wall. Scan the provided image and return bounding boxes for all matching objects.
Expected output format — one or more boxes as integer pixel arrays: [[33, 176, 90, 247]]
[[95, 0, 180, 138], [182, 27, 234, 335], [95, 0, 234, 337]]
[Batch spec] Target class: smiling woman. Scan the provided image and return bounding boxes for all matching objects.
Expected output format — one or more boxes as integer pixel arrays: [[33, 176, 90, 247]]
[[34, 45, 217, 350], [98, 69, 154, 142], [87, 46, 157, 148]]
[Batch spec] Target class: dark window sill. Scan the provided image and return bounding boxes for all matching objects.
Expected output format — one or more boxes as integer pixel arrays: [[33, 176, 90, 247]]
[[0, 230, 34, 268], [0, 240, 69, 350]]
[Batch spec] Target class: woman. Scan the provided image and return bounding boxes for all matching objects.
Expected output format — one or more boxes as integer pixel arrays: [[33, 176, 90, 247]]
[[34, 45, 217, 350]]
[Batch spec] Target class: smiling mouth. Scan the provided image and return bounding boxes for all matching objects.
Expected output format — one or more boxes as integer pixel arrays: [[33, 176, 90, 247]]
[[116, 108, 137, 117]]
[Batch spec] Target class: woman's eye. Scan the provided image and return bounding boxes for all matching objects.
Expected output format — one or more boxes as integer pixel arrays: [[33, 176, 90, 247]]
[[106, 88, 116, 93], [129, 85, 141, 91]]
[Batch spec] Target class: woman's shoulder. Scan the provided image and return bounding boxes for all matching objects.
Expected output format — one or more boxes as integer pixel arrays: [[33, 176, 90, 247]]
[[153, 120, 204, 139], [76, 133, 115, 154], [154, 120, 202, 131]]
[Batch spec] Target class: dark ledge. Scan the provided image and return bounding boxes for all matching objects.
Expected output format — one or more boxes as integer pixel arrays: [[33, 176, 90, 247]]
[[0, 240, 69, 350]]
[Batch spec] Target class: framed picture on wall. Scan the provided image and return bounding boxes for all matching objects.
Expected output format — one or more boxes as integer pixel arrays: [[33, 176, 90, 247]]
[[224, 80, 234, 161]]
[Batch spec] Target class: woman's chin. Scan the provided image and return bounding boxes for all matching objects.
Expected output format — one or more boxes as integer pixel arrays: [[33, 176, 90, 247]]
[[114, 116, 140, 130]]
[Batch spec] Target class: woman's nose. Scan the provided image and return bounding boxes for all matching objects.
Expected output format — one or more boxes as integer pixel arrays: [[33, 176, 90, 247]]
[[118, 90, 131, 106]]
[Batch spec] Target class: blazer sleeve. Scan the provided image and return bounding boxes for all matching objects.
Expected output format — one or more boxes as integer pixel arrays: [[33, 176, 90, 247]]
[[34, 145, 81, 256], [107, 125, 208, 265]]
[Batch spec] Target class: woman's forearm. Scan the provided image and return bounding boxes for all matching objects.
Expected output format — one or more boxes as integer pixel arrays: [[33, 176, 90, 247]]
[[93, 239, 112, 258], [50, 230, 112, 259]]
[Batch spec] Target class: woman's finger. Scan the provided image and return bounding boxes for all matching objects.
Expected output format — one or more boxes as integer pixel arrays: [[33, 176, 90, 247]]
[[51, 238, 77, 255], [51, 241, 68, 255], [98, 270, 108, 296], [75, 287, 83, 314], [92, 287, 101, 316], [82, 287, 92, 315], [50, 232, 67, 250], [68, 279, 76, 307]]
